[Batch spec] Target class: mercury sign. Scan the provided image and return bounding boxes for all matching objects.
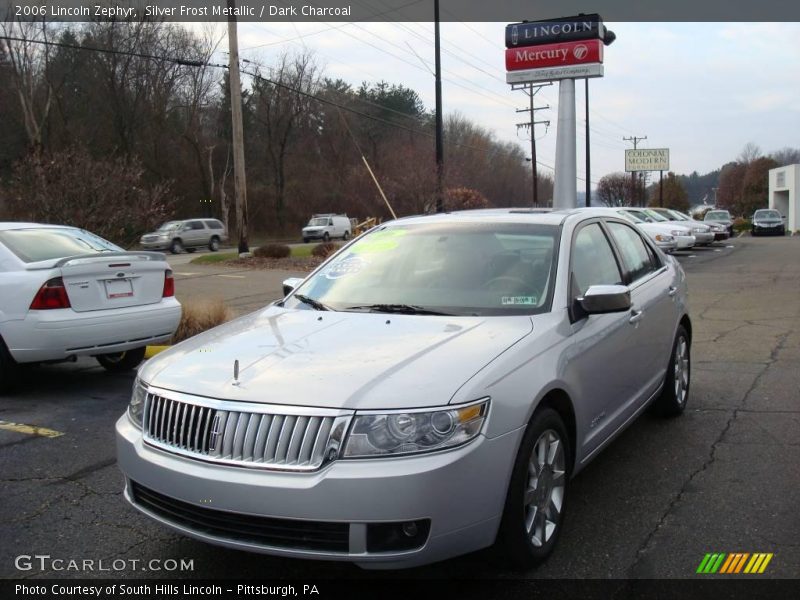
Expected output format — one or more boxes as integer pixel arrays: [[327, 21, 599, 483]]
[[625, 148, 670, 172], [506, 39, 603, 71]]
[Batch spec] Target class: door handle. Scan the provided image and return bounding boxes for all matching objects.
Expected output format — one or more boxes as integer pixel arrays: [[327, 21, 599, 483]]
[[629, 309, 644, 324], [668, 286, 678, 297]]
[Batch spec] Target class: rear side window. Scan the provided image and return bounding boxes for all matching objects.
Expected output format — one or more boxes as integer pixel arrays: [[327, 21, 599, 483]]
[[0, 228, 121, 263], [606, 222, 659, 282], [204, 220, 224, 229], [187, 221, 205, 230]]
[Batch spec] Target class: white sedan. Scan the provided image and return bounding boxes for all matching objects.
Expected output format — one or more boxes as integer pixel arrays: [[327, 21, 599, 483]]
[[0, 223, 181, 391]]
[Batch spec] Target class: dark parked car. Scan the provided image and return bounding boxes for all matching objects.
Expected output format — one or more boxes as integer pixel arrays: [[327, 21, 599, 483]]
[[703, 210, 734, 237], [751, 209, 786, 236]]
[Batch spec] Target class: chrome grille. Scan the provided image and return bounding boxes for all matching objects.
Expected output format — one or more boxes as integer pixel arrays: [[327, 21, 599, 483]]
[[143, 391, 351, 471]]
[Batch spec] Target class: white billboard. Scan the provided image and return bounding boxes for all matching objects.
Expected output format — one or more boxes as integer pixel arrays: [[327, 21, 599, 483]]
[[505, 63, 604, 84], [625, 148, 670, 172]]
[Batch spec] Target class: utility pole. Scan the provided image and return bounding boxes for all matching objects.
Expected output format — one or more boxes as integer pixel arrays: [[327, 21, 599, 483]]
[[434, 0, 444, 213], [514, 83, 550, 207], [623, 135, 647, 206], [227, 0, 249, 255]]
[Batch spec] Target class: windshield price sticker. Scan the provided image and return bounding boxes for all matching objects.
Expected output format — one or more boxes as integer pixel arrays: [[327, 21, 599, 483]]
[[351, 229, 407, 254], [324, 256, 366, 279]]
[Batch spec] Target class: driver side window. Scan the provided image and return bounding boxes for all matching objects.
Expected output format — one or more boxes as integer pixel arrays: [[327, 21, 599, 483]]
[[570, 223, 623, 298]]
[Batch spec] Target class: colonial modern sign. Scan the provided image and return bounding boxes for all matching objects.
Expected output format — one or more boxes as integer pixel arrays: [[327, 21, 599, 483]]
[[505, 39, 603, 71], [505, 14, 602, 48], [625, 148, 670, 172]]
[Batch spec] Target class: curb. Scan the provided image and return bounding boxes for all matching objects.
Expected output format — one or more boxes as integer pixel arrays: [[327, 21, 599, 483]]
[[145, 345, 170, 359]]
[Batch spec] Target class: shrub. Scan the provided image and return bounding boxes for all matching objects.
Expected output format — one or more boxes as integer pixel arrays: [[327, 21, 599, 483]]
[[254, 243, 291, 259], [172, 299, 233, 345], [733, 217, 751, 232], [312, 242, 339, 258]]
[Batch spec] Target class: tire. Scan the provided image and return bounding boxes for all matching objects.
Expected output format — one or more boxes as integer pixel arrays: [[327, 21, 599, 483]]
[[95, 347, 147, 372], [170, 239, 183, 254], [186, 247, 197, 254], [652, 325, 691, 417], [323, 232, 330, 242], [343, 231, 350, 241], [497, 407, 571, 569], [209, 236, 220, 252], [303, 238, 309, 244], [0, 338, 20, 394]]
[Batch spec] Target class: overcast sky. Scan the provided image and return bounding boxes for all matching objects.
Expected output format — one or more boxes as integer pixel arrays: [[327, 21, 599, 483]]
[[209, 21, 800, 191]]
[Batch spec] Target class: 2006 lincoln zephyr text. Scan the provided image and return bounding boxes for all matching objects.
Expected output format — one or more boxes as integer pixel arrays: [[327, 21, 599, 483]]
[[116, 207, 691, 569]]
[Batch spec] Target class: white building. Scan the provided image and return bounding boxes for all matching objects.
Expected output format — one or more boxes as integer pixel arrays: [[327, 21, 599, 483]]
[[769, 164, 800, 232]]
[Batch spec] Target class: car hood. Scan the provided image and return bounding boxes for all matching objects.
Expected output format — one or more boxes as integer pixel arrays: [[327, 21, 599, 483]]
[[139, 306, 534, 410], [754, 219, 781, 225]]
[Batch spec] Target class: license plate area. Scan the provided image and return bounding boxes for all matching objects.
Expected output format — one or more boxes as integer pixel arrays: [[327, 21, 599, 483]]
[[105, 278, 134, 299]]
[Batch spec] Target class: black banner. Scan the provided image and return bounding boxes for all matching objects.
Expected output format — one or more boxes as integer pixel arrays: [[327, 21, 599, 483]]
[[505, 15, 602, 48]]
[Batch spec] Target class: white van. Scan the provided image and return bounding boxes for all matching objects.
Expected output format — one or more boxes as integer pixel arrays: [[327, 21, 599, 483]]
[[302, 214, 351, 243]]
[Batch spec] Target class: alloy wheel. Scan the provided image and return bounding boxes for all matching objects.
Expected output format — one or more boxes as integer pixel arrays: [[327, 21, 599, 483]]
[[524, 429, 566, 547]]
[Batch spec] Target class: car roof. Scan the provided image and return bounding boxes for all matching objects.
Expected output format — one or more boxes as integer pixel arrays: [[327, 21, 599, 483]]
[[0, 222, 80, 232], [383, 207, 626, 227]]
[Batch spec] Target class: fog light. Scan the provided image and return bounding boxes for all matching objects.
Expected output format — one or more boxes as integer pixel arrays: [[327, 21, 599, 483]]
[[402, 521, 418, 537], [366, 519, 431, 553]]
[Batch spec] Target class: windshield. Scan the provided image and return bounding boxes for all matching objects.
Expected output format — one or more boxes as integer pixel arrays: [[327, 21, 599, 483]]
[[0, 227, 122, 263], [157, 221, 181, 231], [618, 211, 643, 224], [641, 209, 669, 222], [287, 222, 560, 316], [667, 210, 690, 220], [754, 209, 780, 219], [705, 211, 730, 221], [307, 217, 330, 227]]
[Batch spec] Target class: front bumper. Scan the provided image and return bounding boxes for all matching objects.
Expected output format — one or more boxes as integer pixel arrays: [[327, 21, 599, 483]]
[[692, 231, 715, 244], [674, 235, 696, 249], [140, 239, 171, 250], [116, 414, 520, 569], [655, 239, 678, 253], [752, 224, 784, 235], [712, 231, 730, 241], [4, 300, 181, 363]]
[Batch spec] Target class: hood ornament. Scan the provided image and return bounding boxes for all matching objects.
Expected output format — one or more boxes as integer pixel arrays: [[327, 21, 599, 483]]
[[233, 359, 240, 386]]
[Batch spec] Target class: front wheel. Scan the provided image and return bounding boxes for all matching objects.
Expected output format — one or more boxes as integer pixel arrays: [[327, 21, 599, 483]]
[[95, 347, 147, 372], [170, 239, 183, 254], [497, 407, 570, 569], [652, 325, 691, 417], [323, 232, 330, 242]]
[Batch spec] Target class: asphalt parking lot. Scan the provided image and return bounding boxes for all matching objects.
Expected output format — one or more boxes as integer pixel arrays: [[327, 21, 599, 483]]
[[1, 236, 798, 580]]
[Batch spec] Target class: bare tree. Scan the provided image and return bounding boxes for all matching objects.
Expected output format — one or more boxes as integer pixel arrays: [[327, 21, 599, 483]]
[[737, 142, 762, 165], [597, 173, 634, 207]]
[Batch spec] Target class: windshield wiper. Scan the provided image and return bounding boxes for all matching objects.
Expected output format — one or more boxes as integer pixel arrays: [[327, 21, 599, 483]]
[[294, 294, 331, 311], [343, 303, 452, 316]]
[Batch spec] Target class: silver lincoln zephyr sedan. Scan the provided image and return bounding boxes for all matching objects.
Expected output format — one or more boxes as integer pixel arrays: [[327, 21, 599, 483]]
[[116, 208, 691, 569]]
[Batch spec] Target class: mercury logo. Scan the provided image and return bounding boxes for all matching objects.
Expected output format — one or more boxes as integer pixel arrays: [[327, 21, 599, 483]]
[[573, 45, 588, 60]]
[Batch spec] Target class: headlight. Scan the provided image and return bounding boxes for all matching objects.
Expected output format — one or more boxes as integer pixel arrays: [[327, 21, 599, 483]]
[[671, 230, 686, 236], [654, 234, 674, 242], [342, 399, 489, 458], [128, 378, 147, 429]]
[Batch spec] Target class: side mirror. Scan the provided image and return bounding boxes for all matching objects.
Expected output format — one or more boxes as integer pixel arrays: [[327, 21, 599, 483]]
[[578, 285, 631, 314], [282, 277, 304, 297]]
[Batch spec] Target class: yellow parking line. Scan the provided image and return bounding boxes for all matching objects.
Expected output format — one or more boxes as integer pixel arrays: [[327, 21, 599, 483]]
[[0, 420, 63, 438]]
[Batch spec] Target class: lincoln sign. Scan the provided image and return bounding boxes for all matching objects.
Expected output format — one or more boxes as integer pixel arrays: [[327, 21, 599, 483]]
[[505, 14, 602, 47], [625, 148, 670, 172]]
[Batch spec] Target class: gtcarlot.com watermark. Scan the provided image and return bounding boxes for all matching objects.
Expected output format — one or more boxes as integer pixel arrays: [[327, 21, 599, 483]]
[[15, 554, 194, 573]]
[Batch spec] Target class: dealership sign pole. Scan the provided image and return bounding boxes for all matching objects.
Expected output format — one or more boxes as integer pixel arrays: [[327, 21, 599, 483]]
[[505, 14, 614, 209]]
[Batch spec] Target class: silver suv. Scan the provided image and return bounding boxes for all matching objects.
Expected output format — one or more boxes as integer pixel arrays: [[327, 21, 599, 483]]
[[140, 219, 228, 254]]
